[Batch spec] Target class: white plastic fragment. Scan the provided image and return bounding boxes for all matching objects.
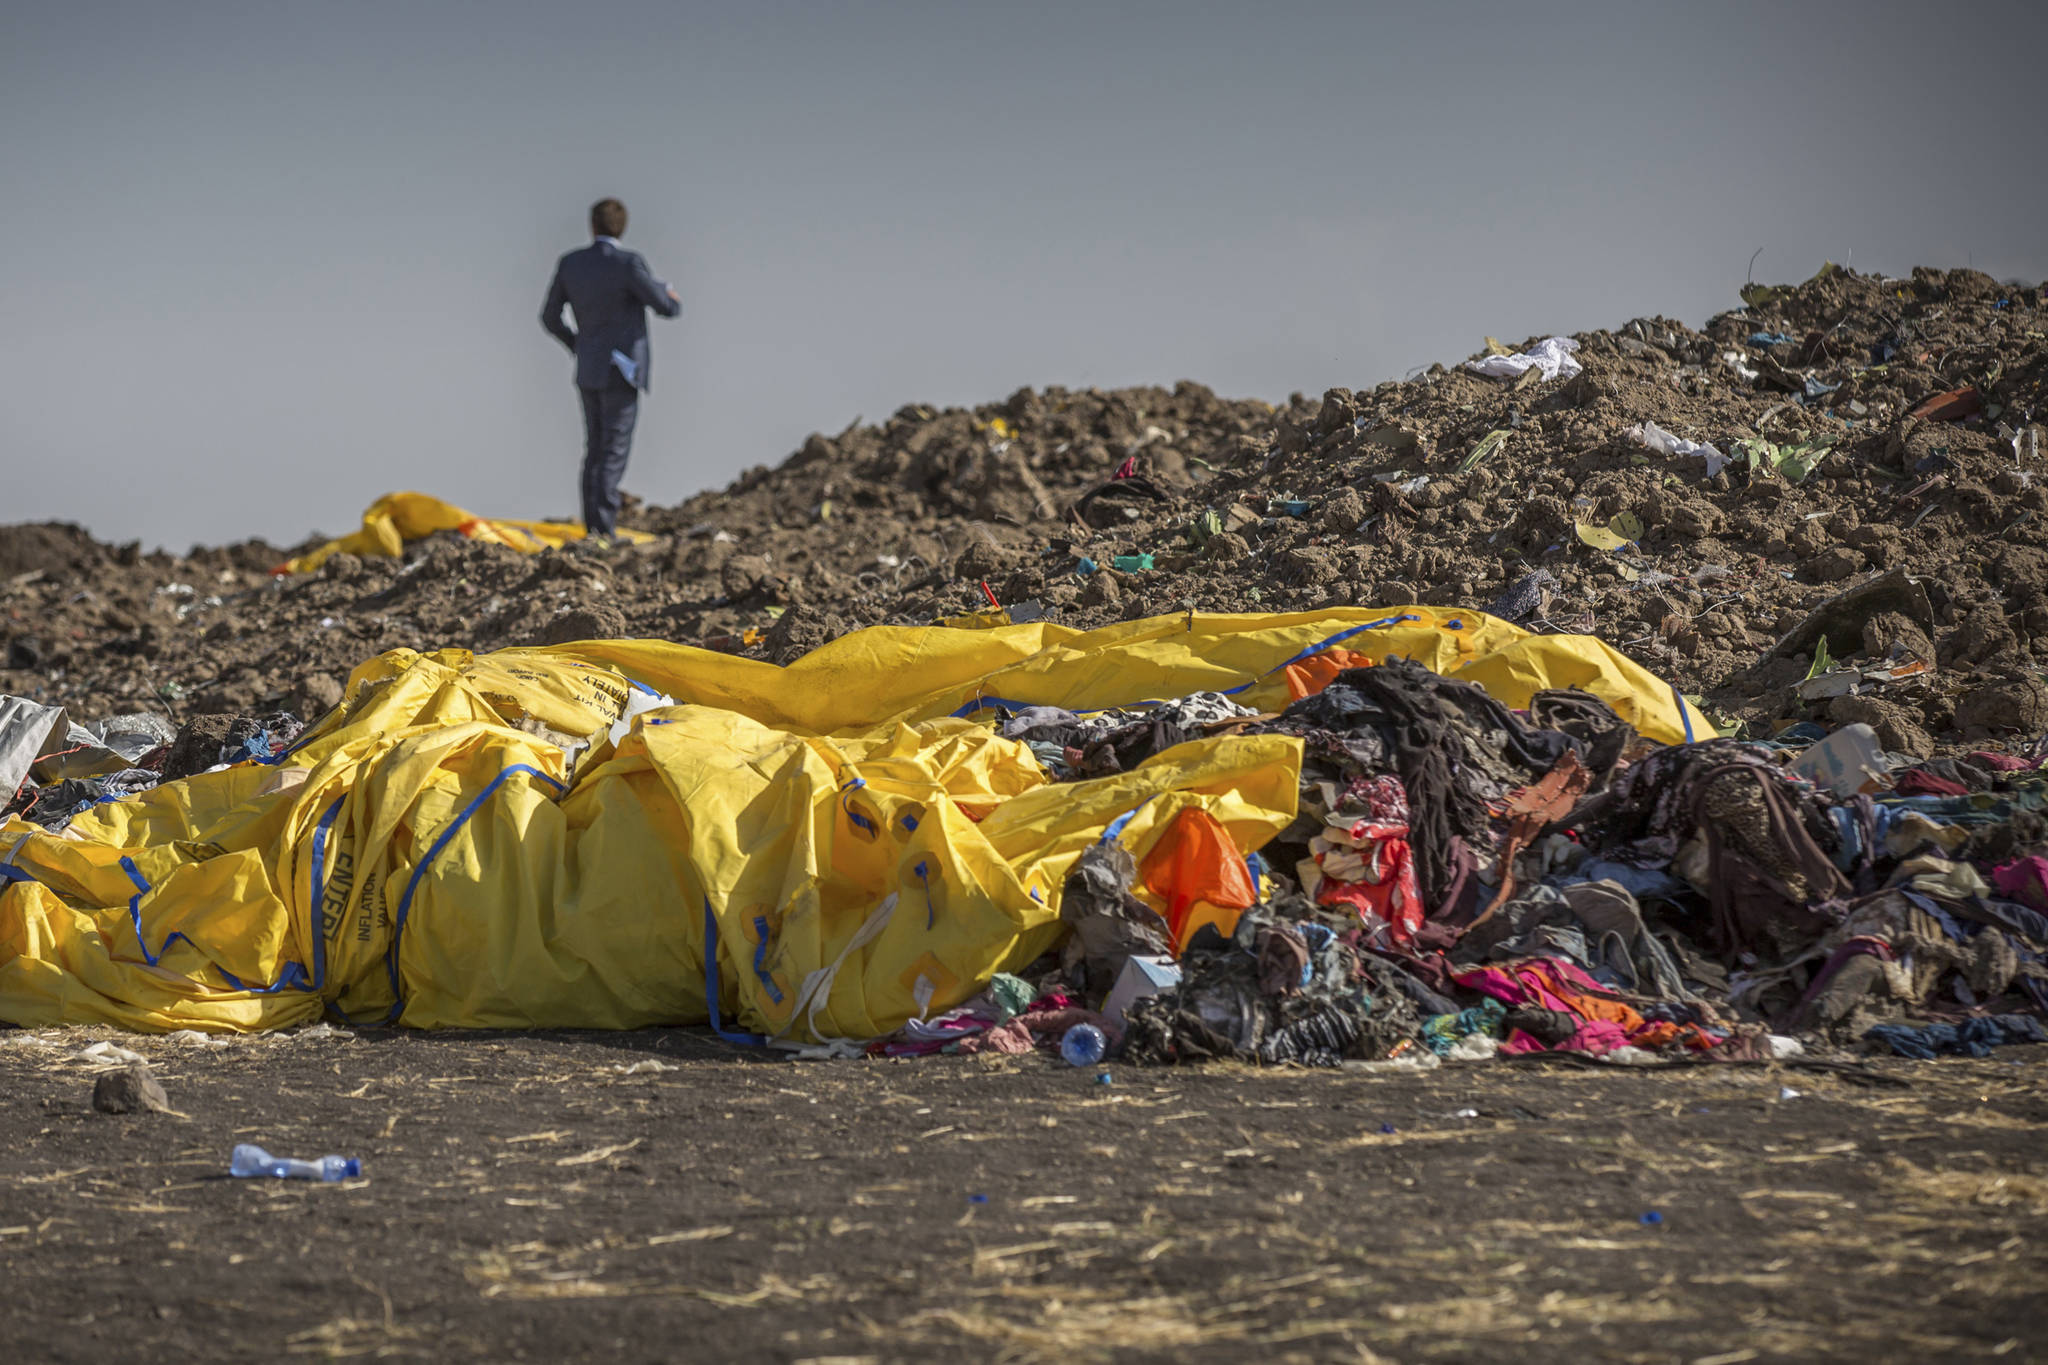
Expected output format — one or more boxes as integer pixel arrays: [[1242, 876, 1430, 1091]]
[[1446, 1033, 1500, 1062], [164, 1029, 230, 1048], [1341, 1050, 1441, 1074], [1464, 337, 1583, 382], [1789, 723, 1888, 797], [609, 688, 677, 745], [273, 1021, 351, 1044], [1629, 420, 1730, 477]]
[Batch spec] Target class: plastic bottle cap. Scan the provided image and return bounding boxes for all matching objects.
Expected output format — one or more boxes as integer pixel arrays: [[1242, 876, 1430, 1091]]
[[341, 1158, 362, 1178]]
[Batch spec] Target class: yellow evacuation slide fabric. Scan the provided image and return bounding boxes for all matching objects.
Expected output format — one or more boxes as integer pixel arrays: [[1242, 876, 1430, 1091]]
[[0, 608, 1711, 1038], [280, 491, 654, 575]]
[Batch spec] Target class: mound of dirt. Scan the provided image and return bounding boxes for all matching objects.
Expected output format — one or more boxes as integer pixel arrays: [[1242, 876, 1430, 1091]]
[[3, 265, 2044, 753]]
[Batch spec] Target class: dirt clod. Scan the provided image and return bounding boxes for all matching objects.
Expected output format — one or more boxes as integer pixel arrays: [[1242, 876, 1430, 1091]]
[[91, 1061, 171, 1115]]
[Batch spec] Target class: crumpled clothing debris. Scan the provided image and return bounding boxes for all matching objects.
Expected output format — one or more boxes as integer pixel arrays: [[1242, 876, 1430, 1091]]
[[1864, 1014, 2047, 1059], [1456, 958, 1717, 1056], [956, 1002, 1119, 1056], [875, 973, 1038, 1055], [1421, 997, 1507, 1056], [1149, 691, 1259, 728], [1304, 773, 1423, 946], [1527, 689, 1636, 776], [1256, 1002, 1366, 1067], [1486, 570, 1557, 624], [1060, 842, 1176, 998]]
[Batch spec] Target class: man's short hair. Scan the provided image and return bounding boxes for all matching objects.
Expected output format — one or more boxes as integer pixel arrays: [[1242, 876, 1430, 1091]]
[[590, 198, 628, 238]]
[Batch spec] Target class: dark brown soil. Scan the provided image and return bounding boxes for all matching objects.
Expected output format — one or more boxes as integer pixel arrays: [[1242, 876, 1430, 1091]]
[[4, 1030, 2044, 1363], [3, 265, 2044, 754]]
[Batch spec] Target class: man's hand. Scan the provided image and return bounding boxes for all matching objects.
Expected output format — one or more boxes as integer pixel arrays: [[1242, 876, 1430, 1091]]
[[665, 284, 679, 303]]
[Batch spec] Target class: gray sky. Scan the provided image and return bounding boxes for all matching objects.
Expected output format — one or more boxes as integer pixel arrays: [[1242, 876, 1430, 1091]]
[[4, 1, 2044, 551]]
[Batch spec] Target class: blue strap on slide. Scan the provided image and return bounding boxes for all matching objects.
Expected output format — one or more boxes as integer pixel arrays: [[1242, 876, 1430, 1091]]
[[703, 898, 766, 1045]]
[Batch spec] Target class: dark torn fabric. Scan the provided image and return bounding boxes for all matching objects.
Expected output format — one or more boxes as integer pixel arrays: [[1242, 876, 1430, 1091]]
[[1486, 569, 1557, 623], [1569, 739, 1789, 856], [1012, 662, 2048, 1070], [1863, 1013, 2047, 1059], [1257, 1005, 1363, 1067], [1296, 726, 1393, 779], [1503, 1008, 1578, 1046], [1453, 886, 1576, 963], [1122, 1000, 1240, 1065], [1789, 937, 1898, 1031], [1071, 473, 1172, 528], [1428, 675, 1577, 778], [1255, 923, 1310, 998], [1559, 879, 1696, 1002], [1123, 899, 1423, 1066], [998, 701, 1232, 781], [1564, 740, 1851, 961], [1450, 879, 1699, 1005], [1278, 659, 1490, 912], [1058, 842, 1176, 998], [1694, 762, 1850, 958], [1942, 895, 2048, 947], [1529, 688, 1638, 777], [1896, 756, 2005, 794]]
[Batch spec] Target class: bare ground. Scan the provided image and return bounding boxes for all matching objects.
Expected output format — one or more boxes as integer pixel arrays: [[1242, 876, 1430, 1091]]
[[3, 1031, 2045, 1364]]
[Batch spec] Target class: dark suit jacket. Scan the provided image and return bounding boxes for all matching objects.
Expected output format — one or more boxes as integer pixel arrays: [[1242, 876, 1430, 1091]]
[[540, 238, 682, 391]]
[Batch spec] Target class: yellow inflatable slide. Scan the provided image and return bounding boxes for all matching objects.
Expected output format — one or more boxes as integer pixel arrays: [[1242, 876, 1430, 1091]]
[[279, 491, 653, 575], [0, 608, 1711, 1037]]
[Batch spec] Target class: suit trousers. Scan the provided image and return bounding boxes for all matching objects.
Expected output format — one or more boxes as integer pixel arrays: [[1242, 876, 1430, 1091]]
[[578, 377, 641, 539]]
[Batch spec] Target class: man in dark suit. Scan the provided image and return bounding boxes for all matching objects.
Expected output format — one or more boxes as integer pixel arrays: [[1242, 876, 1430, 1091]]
[[540, 197, 682, 542]]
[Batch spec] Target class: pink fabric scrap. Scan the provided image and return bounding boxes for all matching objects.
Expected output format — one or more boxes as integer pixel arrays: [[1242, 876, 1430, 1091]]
[[956, 1019, 1035, 1055], [1992, 856, 2048, 911], [957, 1005, 1118, 1055], [1564, 1019, 1632, 1054]]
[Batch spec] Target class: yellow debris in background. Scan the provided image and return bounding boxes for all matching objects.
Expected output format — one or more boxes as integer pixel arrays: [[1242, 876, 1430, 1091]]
[[280, 491, 653, 574]]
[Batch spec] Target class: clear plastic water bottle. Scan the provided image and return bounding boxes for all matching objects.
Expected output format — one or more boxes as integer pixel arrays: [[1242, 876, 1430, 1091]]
[[230, 1143, 361, 1182], [1060, 1023, 1106, 1067]]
